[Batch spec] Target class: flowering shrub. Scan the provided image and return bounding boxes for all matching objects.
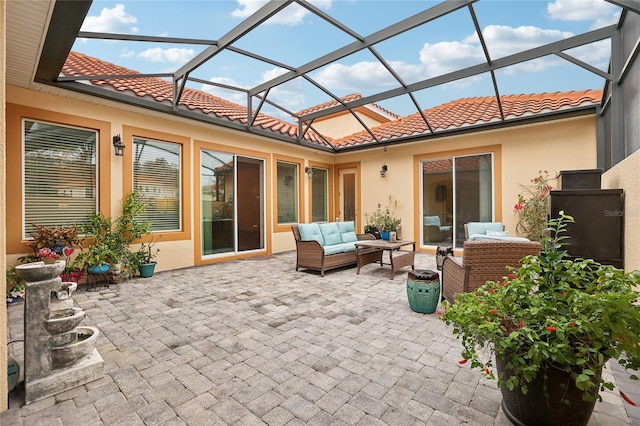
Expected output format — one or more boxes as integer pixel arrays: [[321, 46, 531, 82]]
[[441, 212, 640, 402], [6, 283, 25, 302], [513, 171, 554, 242], [60, 267, 85, 283], [6, 267, 25, 302], [37, 247, 60, 259], [21, 224, 81, 263]]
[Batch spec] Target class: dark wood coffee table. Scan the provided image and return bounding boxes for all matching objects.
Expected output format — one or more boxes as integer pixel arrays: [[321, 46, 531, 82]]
[[354, 240, 416, 279]]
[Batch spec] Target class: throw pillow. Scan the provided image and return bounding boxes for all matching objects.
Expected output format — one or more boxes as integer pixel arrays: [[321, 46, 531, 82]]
[[486, 230, 508, 237]]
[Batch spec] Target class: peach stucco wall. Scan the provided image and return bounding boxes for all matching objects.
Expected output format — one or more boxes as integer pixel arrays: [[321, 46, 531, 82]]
[[310, 108, 388, 139], [5, 85, 333, 263], [6, 84, 599, 268], [336, 115, 598, 248], [602, 149, 640, 272]]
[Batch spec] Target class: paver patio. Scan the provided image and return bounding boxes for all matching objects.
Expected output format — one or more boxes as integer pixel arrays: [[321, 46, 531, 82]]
[[2, 251, 635, 425]]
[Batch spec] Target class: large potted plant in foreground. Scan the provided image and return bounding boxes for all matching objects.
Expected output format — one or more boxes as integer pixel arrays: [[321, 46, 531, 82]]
[[441, 212, 640, 426]]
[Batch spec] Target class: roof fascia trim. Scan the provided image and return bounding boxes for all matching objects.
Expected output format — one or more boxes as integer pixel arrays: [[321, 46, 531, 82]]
[[35, 0, 93, 83]]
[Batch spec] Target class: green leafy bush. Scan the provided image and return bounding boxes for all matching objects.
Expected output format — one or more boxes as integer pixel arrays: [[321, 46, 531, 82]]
[[441, 212, 640, 401]]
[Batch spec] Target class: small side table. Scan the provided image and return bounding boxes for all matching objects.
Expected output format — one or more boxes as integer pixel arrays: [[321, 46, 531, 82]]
[[86, 271, 109, 291]]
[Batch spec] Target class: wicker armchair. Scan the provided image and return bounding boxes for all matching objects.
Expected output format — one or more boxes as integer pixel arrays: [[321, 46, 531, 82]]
[[442, 240, 542, 303]]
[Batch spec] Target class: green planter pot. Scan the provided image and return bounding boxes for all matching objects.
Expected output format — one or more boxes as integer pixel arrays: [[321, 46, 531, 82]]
[[88, 264, 109, 274], [138, 262, 156, 278]]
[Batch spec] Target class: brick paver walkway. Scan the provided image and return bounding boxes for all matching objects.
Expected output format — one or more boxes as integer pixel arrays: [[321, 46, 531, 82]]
[[2, 251, 635, 425]]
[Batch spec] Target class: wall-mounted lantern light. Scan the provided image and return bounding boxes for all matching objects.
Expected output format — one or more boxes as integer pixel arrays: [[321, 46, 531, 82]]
[[380, 163, 388, 178], [304, 166, 314, 179], [112, 134, 125, 156]]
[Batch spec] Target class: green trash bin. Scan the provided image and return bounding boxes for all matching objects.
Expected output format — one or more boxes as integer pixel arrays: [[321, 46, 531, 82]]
[[406, 269, 440, 313]]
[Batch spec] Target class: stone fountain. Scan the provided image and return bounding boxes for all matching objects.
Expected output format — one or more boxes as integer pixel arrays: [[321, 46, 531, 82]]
[[15, 261, 104, 404]]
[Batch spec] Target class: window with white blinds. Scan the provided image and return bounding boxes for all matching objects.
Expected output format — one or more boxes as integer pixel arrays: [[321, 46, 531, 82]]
[[133, 137, 181, 232], [277, 161, 298, 224], [23, 120, 97, 239], [311, 167, 329, 222]]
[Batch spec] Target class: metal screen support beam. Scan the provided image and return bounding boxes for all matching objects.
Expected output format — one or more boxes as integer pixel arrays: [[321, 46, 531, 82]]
[[605, 0, 640, 14], [468, 4, 504, 121], [300, 25, 616, 122], [172, 0, 294, 108], [249, 0, 476, 97], [617, 34, 640, 84]]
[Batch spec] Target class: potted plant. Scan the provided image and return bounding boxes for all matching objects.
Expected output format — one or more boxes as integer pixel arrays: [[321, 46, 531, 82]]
[[75, 242, 115, 274], [441, 212, 640, 426], [365, 195, 401, 240], [108, 191, 153, 282], [135, 239, 159, 278], [76, 191, 153, 281]]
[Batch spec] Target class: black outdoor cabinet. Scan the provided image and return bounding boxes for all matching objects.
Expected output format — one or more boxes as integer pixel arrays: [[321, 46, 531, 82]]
[[550, 188, 623, 268]]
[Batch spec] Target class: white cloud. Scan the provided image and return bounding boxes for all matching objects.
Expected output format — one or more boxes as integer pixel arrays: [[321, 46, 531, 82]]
[[201, 67, 305, 111], [419, 41, 484, 76], [81, 4, 138, 33], [314, 62, 398, 91], [120, 48, 135, 59], [231, 0, 332, 26], [547, 0, 620, 28], [137, 48, 196, 63], [473, 25, 573, 58], [563, 39, 611, 69], [313, 17, 608, 96], [258, 68, 305, 110], [202, 77, 248, 104]]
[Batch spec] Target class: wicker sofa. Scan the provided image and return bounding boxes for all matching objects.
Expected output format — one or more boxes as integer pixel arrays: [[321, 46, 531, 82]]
[[442, 239, 542, 303], [291, 222, 381, 276]]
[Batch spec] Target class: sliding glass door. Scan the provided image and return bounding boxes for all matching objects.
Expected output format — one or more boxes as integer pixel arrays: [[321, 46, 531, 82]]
[[201, 150, 264, 256], [421, 153, 493, 248]]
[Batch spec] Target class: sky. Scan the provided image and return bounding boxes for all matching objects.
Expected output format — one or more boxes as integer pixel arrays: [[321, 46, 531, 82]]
[[72, 0, 621, 121]]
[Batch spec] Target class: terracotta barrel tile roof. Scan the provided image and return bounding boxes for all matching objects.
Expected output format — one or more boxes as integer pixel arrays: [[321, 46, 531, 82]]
[[62, 52, 329, 147], [62, 52, 602, 151], [332, 89, 602, 147]]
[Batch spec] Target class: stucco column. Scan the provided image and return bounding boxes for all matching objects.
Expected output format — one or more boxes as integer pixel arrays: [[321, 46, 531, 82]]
[[1, 0, 10, 412]]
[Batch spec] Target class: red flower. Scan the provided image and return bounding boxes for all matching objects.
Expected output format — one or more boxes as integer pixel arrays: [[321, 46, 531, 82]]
[[546, 326, 557, 332], [620, 391, 637, 406], [514, 203, 524, 211], [508, 274, 517, 280], [519, 321, 524, 328], [485, 368, 491, 375], [489, 309, 497, 315], [569, 322, 575, 327], [458, 359, 468, 365]]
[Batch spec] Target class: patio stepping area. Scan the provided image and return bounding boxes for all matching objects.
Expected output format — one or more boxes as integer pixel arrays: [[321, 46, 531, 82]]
[[3, 251, 635, 425]]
